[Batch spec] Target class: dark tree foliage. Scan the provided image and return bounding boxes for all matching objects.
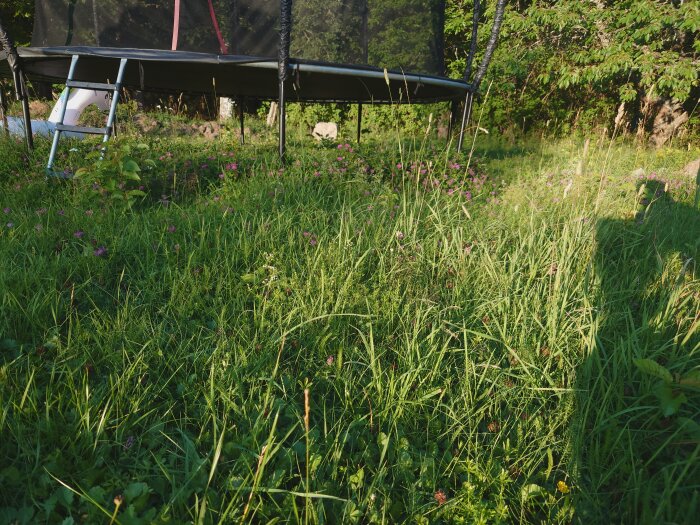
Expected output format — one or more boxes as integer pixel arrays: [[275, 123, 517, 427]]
[[446, 0, 699, 136], [0, 0, 34, 45]]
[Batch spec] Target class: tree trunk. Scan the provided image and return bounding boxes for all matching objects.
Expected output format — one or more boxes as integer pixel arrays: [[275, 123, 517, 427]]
[[646, 97, 689, 148]]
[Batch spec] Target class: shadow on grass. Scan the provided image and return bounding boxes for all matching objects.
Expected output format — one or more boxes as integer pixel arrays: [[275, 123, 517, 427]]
[[574, 178, 700, 522]]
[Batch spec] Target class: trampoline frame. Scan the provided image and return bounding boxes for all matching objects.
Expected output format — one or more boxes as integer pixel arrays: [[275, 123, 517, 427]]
[[0, 0, 507, 157]]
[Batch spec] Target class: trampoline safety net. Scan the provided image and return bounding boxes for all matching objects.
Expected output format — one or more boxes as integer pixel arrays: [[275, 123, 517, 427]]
[[32, 0, 446, 76]]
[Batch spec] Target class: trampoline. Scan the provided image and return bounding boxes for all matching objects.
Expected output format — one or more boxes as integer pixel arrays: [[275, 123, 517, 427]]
[[1, 0, 506, 159]]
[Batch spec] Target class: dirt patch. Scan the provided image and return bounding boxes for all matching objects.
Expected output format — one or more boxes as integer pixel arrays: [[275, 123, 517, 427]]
[[28, 100, 52, 119]]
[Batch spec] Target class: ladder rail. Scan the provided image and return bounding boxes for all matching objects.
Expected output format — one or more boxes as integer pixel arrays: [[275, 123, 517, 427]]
[[103, 58, 127, 145], [47, 55, 79, 171]]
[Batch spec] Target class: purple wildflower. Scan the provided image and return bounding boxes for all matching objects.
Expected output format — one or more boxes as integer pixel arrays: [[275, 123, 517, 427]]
[[6, 222, 14, 229], [326, 355, 335, 366], [73, 230, 85, 238], [93, 246, 107, 257], [2, 207, 10, 214], [167, 225, 176, 233]]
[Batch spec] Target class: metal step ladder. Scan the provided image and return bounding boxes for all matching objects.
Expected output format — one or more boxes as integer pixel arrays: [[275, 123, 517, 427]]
[[47, 55, 128, 176]]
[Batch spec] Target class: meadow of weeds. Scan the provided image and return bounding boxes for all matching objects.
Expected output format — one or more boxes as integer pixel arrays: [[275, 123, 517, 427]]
[[0, 119, 698, 524]]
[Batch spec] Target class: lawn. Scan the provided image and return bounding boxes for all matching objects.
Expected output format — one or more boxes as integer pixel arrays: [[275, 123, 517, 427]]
[[0, 120, 698, 524]]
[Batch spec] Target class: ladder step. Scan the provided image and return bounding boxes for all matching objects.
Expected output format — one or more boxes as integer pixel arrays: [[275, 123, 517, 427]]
[[66, 80, 117, 91], [56, 124, 110, 135]]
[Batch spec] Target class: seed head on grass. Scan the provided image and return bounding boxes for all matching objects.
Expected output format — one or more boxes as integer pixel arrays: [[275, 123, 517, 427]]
[[109, 494, 124, 525]]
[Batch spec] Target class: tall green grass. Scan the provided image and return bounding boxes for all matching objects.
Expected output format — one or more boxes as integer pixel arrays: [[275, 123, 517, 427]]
[[0, 125, 698, 523]]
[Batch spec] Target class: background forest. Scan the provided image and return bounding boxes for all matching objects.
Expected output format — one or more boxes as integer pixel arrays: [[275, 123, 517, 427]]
[[1, 0, 698, 143]]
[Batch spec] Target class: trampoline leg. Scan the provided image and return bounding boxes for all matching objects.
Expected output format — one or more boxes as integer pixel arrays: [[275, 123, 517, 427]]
[[0, 85, 8, 136], [357, 103, 362, 144], [278, 80, 286, 159], [457, 91, 474, 154], [238, 97, 244, 146], [17, 71, 33, 151], [447, 99, 458, 142]]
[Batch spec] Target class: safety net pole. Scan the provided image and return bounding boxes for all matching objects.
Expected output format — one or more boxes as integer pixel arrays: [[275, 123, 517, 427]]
[[456, 0, 481, 152], [473, 0, 507, 88], [357, 0, 369, 144], [278, 0, 292, 158], [238, 97, 245, 145], [457, 0, 506, 153], [0, 17, 33, 150]]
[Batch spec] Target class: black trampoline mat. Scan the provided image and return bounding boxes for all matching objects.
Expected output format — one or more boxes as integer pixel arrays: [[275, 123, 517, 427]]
[[11, 46, 467, 103]]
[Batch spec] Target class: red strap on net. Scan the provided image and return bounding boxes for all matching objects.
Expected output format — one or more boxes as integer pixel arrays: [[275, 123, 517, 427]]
[[171, 0, 180, 50], [172, 0, 228, 54], [207, 0, 229, 54]]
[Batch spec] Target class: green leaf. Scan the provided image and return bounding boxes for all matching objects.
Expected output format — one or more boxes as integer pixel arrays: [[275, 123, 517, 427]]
[[86, 485, 106, 504], [677, 417, 700, 441], [348, 467, 364, 490], [124, 172, 142, 181], [122, 159, 141, 173], [55, 486, 73, 509], [521, 483, 546, 502], [124, 482, 149, 502], [655, 383, 687, 417], [634, 359, 672, 383], [680, 370, 700, 389]]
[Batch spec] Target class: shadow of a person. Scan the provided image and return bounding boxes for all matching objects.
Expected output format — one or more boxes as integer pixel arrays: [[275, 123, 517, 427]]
[[573, 176, 700, 522]]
